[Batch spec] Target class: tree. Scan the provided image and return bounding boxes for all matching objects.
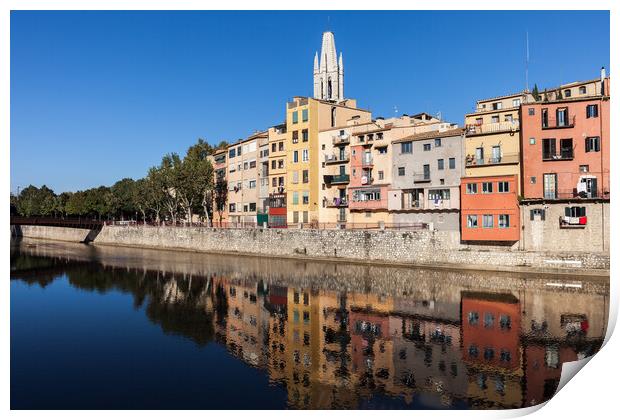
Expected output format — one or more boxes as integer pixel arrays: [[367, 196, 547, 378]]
[[214, 176, 228, 225], [556, 89, 563, 100], [132, 178, 149, 223], [532, 84, 540, 101], [111, 178, 136, 220], [159, 154, 182, 224], [183, 139, 214, 225], [15, 185, 56, 217]]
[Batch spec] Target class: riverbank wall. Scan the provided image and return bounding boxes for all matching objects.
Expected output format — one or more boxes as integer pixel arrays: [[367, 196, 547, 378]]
[[11, 225, 96, 243], [93, 225, 609, 273]]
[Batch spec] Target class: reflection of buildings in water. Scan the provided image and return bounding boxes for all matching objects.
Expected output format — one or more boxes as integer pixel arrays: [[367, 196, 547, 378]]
[[461, 291, 523, 408], [10, 241, 610, 410], [519, 289, 606, 407]]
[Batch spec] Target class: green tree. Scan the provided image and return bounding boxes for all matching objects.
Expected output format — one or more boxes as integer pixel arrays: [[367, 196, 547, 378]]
[[111, 178, 136, 220], [214, 176, 228, 225], [532, 84, 540, 101]]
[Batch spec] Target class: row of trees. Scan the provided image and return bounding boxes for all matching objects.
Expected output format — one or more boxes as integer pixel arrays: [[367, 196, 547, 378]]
[[11, 139, 230, 225]]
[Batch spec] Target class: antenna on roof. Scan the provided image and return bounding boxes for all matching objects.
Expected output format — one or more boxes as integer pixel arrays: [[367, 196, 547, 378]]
[[525, 31, 530, 92]]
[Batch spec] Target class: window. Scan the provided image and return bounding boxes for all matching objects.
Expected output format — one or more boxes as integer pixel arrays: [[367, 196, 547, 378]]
[[271, 177, 277, 187], [271, 143, 277, 153], [302, 129, 308, 142], [229, 203, 236, 213], [492, 102, 502, 110], [512, 98, 521, 107], [499, 314, 512, 330], [528, 108, 535, 116], [482, 182, 493, 193], [292, 192, 299, 205], [292, 111, 298, 124], [378, 170, 384, 180], [293, 151, 299, 163], [279, 141, 284, 151], [278, 159, 284, 169], [543, 138, 556, 159], [580, 165, 589, 173], [243, 161, 248, 170], [302, 169, 309, 184], [579, 86, 587, 94], [271, 160, 276, 170], [377, 132, 383, 140], [292, 131, 299, 144], [468, 312, 479, 326], [530, 176, 537, 184], [248, 180, 256, 189], [249, 202, 256, 212], [585, 137, 600, 152], [484, 312, 494, 328], [302, 191, 309, 205], [466, 183, 478, 194], [291, 170, 299, 184], [498, 214, 510, 228], [423, 164, 430, 179], [302, 149, 309, 162], [302, 108, 308, 122], [428, 189, 450, 200], [467, 215, 478, 228], [530, 209, 546, 221], [543, 173, 557, 199], [423, 144, 431, 151], [377, 146, 388, 154], [560, 139, 573, 159], [565, 206, 586, 218], [469, 345, 479, 358], [249, 160, 256, 169], [330, 107, 336, 127], [483, 214, 494, 228], [357, 135, 364, 143], [564, 89, 571, 98], [556, 108, 569, 127], [435, 138, 442, 147], [229, 163, 236, 173], [530, 137, 536, 145], [398, 167, 405, 176], [586, 104, 599, 118], [541, 108, 548, 128], [449, 158, 456, 169], [505, 114, 513, 122], [437, 159, 444, 170], [401, 142, 412, 154], [491, 115, 500, 123], [498, 181, 509, 193], [484, 348, 495, 361], [243, 204, 248, 212]]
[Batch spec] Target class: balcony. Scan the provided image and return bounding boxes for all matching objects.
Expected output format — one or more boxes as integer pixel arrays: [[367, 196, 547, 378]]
[[543, 189, 609, 200], [324, 152, 350, 164], [543, 151, 574, 161], [324, 197, 349, 208], [465, 153, 519, 167], [332, 134, 350, 146], [324, 174, 350, 185], [413, 173, 431, 183], [542, 116, 576, 129], [362, 156, 374, 166], [465, 121, 519, 136]]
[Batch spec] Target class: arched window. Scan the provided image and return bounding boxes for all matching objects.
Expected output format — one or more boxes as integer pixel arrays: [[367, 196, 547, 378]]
[[321, 80, 324, 98], [328, 78, 333, 99], [331, 107, 336, 127]]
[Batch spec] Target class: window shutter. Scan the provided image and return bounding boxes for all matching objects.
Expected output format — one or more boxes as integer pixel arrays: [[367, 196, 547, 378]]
[[585, 139, 591, 153], [595, 138, 601, 152], [541, 210, 546, 221], [530, 210, 534, 220], [565, 207, 571, 217]]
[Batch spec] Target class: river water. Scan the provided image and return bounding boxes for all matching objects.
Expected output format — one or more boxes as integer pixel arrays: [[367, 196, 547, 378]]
[[10, 238, 609, 409]]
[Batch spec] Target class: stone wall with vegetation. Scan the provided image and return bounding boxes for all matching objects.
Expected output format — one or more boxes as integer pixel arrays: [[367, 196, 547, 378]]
[[94, 225, 609, 271]]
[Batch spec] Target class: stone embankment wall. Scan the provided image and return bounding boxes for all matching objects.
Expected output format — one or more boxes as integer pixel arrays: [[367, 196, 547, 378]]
[[11, 225, 95, 243], [94, 225, 609, 272]]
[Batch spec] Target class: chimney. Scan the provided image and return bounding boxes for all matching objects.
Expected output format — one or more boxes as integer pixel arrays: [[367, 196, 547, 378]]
[[601, 66, 606, 95]]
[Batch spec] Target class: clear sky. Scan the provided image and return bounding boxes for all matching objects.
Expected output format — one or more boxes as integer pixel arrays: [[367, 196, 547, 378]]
[[10, 10, 610, 193]]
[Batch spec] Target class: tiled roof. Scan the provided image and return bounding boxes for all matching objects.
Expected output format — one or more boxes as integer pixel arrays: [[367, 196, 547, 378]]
[[392, 128, 464, 144]]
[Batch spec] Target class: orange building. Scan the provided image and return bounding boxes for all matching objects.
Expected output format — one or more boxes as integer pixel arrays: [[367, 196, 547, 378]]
[[460, 175, 520, 242], [520, 77, 610, 200]]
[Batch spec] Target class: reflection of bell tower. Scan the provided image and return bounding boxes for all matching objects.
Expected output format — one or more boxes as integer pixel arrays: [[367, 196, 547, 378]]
[[313, 31, 344, 102]]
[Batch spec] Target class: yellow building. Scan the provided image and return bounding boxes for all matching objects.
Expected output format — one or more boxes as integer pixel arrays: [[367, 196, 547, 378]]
[[285, 96, 371, 225]]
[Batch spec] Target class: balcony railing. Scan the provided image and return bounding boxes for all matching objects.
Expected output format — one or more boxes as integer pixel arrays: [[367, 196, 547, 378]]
[[324, 174, 350, 184], [543, 151, 574, 161], [465, 121, 519, 135], [541, 189, 610, 200], [413, 173, 431, 183], [465, 153, 520, 167], [332, 134, 350, 146], [324, 152, 350, 164], [324, 197, 349, 208], [542, 115, 576, 129]]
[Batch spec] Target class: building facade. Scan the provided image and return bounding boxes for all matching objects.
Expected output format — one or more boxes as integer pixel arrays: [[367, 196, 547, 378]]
[[389, 128, 464, 231], [268, 124, 288, 227]]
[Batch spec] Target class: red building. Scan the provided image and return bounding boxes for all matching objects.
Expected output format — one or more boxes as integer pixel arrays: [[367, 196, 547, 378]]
[[520, 77, 610, 200], [268, 193, 287, 228], [460, 174, 520, 242]]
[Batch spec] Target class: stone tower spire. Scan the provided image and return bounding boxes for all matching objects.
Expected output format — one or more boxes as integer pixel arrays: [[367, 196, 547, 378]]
[[313, 31, 344, 102]]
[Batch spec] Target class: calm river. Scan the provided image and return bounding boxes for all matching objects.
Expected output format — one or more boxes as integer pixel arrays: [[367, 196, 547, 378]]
[[10, 238, 609, 409]]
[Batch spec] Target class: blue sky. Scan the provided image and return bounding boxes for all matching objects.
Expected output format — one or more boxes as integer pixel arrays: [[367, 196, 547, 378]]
[[10, 10, 609, 193]]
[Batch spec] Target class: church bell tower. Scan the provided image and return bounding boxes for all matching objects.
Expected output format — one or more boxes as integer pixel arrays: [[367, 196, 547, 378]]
[[313, 31, 344, 102]]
